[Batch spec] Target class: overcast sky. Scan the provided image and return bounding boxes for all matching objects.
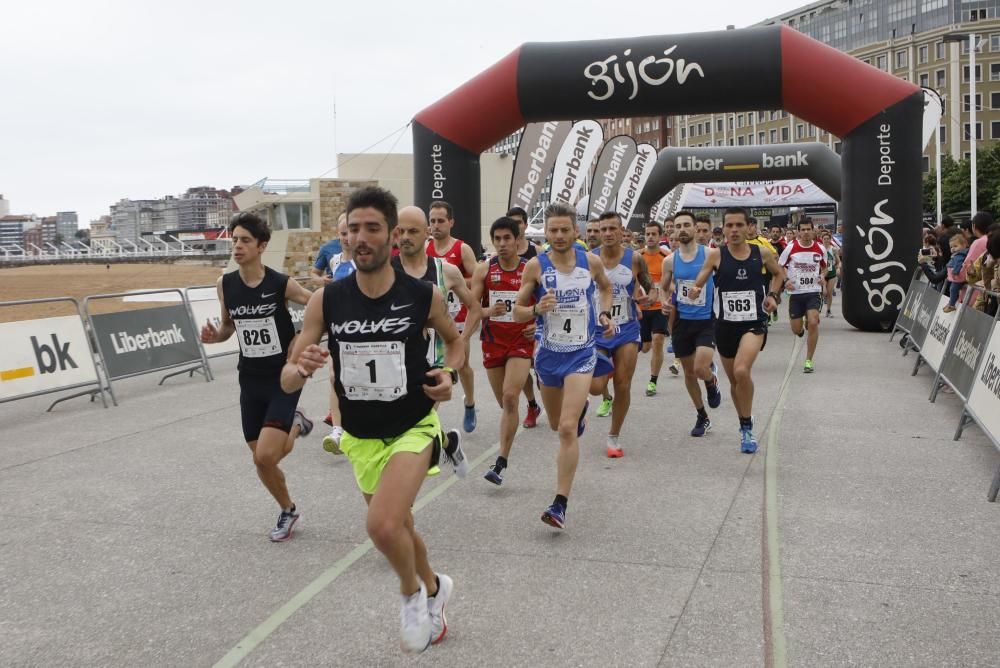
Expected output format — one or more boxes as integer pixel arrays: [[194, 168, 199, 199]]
[[0, 0, 802, 226]]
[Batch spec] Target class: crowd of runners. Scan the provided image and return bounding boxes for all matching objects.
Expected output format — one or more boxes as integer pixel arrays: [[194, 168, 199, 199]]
[[199, 186, 843, 654]]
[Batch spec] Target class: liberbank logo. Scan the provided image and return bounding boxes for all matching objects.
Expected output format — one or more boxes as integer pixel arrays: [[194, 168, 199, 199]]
[[0, 334, 79, 382], [109, 325, 187, 354], [676, 150, 809, 173]]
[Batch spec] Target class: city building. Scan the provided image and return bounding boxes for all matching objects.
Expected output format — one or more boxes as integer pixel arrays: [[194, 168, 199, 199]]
[[0, 215, 36, 248], [56, 211, 78, 241], [89, 216, 116, 252], [0, 195, 9, 218]]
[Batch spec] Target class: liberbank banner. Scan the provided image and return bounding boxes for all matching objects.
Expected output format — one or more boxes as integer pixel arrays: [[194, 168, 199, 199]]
[[0, 315, 99, 401], [939, 303, 995, 400], [967, 322, 1000, 447], [91, 305, 202, 379]]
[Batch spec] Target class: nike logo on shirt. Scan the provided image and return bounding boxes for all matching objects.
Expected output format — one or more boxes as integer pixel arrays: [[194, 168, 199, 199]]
[[390, 303, 412, 311], [261, 292, 276, 298]]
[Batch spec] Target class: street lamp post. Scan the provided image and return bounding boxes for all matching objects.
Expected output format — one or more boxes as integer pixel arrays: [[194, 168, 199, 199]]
[[944, 32, 984, 215]]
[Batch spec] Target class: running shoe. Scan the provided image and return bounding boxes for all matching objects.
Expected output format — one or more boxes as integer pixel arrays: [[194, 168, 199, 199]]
[[803, 359, 814, 374], [740, 426, 758, 454], [441, 429, 469, 478], [596, 397, 612, 417], [484, 464, 504, 486], [400, 584, 432, 654], [292, 410, 313, 438], [710, 361, 717, 374], [322, 412, 333, 426], [578, 400, 590, 437], [462, 401, 477, 433], [269, 507, 300, 542], [523, 403, 541, 428], [606, 435, 624, 458], [770, 311, 779, 324], [667, 339, 674, 354], [645, 380, 657, 396], [825, 310, 833, 318], [322, 426, 344, 454], [706, 375, 722, 409], [691, 414, 712, 437], [428, 573, 453, 645], [541, 503, 566, 529], [796, 328, 804, 338], [669, 361, 680, 375]]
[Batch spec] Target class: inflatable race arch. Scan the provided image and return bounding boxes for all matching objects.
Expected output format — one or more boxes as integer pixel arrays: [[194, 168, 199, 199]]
[[412, 26, 923, 331]]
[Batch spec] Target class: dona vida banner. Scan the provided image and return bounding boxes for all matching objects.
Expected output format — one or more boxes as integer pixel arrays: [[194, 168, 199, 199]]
[[680, 179, 835, 208]]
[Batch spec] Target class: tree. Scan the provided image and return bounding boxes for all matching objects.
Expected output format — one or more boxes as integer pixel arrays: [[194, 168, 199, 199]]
[[74, 229, 90, 246], [922, 144, 1000, 219]]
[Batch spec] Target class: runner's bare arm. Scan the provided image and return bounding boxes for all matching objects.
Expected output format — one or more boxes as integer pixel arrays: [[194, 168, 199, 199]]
[[632, 251, 654, 307], [468, 261, 493, 319], [588, 255, 615, 337], [280, 290, 329, 393], [687, 248, 720, 301], [425, 289, 462, 402], [459, 242, 478, 282], [761, 247, 787, 295], [285, 276, 313, 306], [660, 254, 676, 314], [201, 277, 236, 343], [513, 258, 543, 322], [444, 262, 482, 338]]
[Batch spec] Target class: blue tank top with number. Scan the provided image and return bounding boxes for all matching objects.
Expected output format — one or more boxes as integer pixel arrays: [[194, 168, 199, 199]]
[[534, 247, 596, 353], [674, 244, 714, 320], [594, 247, 640, 348]]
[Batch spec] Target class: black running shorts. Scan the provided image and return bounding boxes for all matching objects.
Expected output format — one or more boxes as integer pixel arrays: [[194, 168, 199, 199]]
[[239, 372, 302, 442], [714, 321, 768, 359], [789, 293, 823, 320], [671, 317, 716, 358], [639, 309, 668, 343]]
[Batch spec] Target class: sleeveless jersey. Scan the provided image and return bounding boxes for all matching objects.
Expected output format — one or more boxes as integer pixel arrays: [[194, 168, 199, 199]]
[[427, 238, 469, 323], [533, 247, 596, 353], [481, 256, 531, 345], [715, 245, 768, 325], [222, 267, 296, 377], [519, 243, 539, 261], [778, 240, 826, 294], [332, 255, 356, 282], [391, 255, 447, 366], [594, 247, 640, 348], [640, 247, 667, 311], [674, 244, 715, 320], [323, 269, 435, 439]]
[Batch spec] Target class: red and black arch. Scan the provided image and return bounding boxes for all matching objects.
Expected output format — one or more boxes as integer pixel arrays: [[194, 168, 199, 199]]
[[413, 25, 922, 331]]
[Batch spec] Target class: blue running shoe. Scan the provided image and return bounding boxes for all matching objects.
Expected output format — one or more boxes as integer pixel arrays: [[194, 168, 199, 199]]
[[706, 375, 722, 409], [667, 339, 674, 354], [740, 426, 758, 454], [710, 361, 717, 374], [577, 400, 589, 437], [462, 401, 476, 433], [541, 503, 566, 529], [691, 414, 711, 437], [484, 464, 504, 486]]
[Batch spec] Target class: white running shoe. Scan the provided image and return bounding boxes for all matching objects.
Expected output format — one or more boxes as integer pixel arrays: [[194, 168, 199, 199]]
[[428, 573, 454, 645], [322, 426, 344, 454], [400, 584, 432, 654], [440, 429, 469, 478]]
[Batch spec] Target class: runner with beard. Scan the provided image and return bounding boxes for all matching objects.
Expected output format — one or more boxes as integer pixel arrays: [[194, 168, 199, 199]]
[[779, 217, 827, 373]]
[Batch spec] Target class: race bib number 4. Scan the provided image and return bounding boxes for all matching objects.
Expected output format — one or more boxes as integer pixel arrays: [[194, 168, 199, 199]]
[[676, 279, 706, 306], [339, 340, 407, 402], [721, 290, 757, 322], [446, 290, 461, 317], [235, 317, 281, 358], [547, 304, 588, 345], [489, 290, 518, 323]]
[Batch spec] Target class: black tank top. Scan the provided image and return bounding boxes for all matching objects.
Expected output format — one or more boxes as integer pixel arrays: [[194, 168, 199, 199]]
[[715, 245, 768, 325], [391, 255, 439, 284], [323, 268, 435, 438], [519, 243, 539, 261], [221, 267, 296, 376]]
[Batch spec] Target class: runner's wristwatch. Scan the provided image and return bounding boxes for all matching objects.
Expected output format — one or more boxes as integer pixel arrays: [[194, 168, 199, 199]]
[[599, 310, 613, 321], [768, 291, 781, 304], [437, 366, 459, 384]]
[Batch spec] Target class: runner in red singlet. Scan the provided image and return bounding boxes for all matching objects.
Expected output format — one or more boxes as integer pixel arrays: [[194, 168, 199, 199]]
[[427, 200, 480, 433]]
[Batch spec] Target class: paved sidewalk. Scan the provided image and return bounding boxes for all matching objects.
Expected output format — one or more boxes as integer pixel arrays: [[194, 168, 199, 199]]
[[1, 308, 999, 667]]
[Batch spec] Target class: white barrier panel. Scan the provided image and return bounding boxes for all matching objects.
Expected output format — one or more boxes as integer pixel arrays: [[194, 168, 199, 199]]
[[0, 315, 99, 400], [189, 298, 241, 356], [920, 294, 961, 372], [966, 325, 1000, 443]]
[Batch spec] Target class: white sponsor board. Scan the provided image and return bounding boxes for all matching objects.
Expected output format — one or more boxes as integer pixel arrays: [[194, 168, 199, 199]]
[[189, 298, 241, 356], [967, 323, 1000, 443], [680, 179, 835, 208], [0, 316, 99, 400], [615, 143, 657, 226], [920, 294, 960, 372], [551, 120, 603, 206]]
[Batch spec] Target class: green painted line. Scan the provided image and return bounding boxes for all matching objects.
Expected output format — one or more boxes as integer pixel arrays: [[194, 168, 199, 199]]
[[213, 441, 500, 668], [764, 336, 801, 668]]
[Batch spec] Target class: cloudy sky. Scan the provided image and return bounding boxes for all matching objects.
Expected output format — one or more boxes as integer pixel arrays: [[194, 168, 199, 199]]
[[0, 0, 802, 226]]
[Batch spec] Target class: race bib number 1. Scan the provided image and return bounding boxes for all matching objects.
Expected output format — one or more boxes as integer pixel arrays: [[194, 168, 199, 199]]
[[235, 317, 281, 358], [339, 340, 407, 402], [721, 290, 757, 322]]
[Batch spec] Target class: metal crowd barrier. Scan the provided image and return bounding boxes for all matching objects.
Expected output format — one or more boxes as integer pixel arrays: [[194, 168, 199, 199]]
[[83, 288, 213, 406], [893, 278, 1000, 502], [0, 296, 109, 411]]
